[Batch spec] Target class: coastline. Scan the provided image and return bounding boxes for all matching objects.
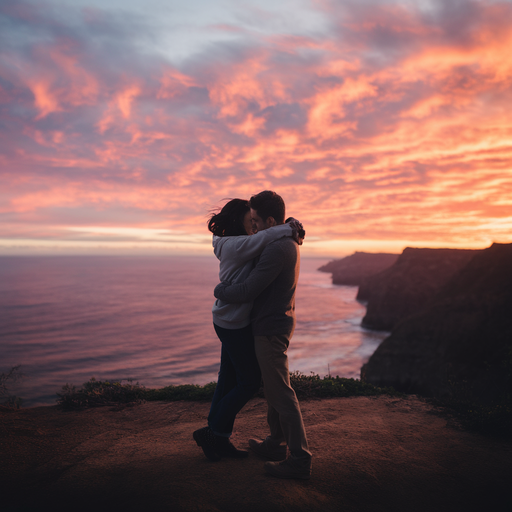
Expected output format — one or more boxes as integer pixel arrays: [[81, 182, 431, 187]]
[[1, 256, 388, 408]]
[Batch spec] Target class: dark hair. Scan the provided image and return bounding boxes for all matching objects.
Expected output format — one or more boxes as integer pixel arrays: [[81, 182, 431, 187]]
[[249, 190, 285, 224], [208, 198, 250, 237]]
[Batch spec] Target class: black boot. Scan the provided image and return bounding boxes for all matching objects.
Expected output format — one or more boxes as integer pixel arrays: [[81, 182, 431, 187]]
[[214, 436, 249, 459], [193, 426, 221, 462]]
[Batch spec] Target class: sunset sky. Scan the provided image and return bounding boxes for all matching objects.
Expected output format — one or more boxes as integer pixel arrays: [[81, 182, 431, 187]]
[[1, 0, 511, 257]]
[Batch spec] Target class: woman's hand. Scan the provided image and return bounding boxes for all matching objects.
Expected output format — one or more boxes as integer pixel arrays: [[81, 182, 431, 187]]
[[285, 217, 305, 245]]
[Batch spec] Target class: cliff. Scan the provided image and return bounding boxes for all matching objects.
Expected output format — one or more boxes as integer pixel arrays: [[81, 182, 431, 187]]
[[362, 243, 512, 398], [318, 252, 398, 286], [358, 247, 477, 330], [2, 397, 512, 512]]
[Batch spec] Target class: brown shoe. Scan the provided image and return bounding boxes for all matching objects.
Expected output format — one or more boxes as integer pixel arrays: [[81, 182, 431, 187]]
[[264, 455, 312, 480], [248, 437, 287, 461]]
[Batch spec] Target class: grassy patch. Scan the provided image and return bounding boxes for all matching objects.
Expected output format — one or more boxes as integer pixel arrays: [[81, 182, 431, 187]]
[[57, 378, 147, 409], [0, 365, 23, 410], [144, 382, 218, 402], [56, 372, 400, 409], [53, 372, 512, 439], [433, 352, 512, 438], [429, 397, 512, 438], [430, 378, 512, 438], [452, 402, 512, 437], [288, 371, 401, 399]]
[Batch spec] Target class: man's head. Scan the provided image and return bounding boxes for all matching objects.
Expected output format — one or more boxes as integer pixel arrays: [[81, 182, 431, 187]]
[[249, 190, 286, 232]]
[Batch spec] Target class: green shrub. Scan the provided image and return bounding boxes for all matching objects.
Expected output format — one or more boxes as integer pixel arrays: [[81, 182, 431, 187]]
[[57, 377, 147, 409], [56, 372, 399, 409], [289, 371, 401, 399], [144, 382, 218, 402]]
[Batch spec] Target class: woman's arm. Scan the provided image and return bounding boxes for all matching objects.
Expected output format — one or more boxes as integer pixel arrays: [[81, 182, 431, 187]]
[[221, 224, 293, 264]]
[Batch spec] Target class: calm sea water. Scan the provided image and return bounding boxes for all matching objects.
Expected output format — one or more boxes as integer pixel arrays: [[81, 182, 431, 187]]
[[0, 255, 388, 407]]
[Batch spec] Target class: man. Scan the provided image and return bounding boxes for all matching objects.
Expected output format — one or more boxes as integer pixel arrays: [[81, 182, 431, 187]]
[[214, 190, 312, 480]]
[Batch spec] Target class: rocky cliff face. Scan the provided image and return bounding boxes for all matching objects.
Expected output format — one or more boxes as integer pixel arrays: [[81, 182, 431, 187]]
[[362, 243, 512, 398], [318, 252, 398, 286], [358, 247, 477, 330]]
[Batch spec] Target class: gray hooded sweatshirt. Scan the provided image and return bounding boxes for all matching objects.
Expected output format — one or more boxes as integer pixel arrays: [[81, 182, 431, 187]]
[[212, 224, 293, 329]]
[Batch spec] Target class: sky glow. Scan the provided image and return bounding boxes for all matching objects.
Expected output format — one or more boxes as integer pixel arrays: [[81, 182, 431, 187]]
[[1, 0, 511, 256]]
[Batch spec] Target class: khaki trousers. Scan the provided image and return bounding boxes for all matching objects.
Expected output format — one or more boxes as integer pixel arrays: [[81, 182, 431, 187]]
[[254, 334, 311, 457]]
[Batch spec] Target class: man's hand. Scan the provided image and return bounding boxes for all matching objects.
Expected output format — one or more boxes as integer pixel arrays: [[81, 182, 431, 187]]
[[214, 281, 230, 299], [285, 217, 305, 245]]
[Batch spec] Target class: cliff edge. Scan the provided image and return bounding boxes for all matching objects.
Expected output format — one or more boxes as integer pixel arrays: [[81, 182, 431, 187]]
[[318, 252, 398, 286], [2, 397, 511, 512], [362, 243, 512, 399], [358, 247, 477, 330]]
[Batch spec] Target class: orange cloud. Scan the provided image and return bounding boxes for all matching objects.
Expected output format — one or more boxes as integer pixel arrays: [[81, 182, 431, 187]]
[[29, 78, 62, 118], [209, 53, 290, 119], [157, 69, 198, 99], [97, 84, 143, 133], [19, 42, 100, 118], [2, 0, 512, 254], [117, 85, 140, 119]]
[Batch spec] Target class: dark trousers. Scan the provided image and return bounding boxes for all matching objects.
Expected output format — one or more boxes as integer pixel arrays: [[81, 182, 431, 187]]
[[208, 323, 261, 436]]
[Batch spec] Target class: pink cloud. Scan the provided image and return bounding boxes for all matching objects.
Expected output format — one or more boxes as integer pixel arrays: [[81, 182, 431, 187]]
[[1, 0, 512, 252]]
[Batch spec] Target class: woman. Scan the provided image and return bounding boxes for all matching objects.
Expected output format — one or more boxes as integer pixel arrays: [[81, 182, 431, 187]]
[[193, 198, 302, 461]]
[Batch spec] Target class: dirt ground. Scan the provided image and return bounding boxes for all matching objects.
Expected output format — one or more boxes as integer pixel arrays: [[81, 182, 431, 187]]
[[1, 396, 511, 512]]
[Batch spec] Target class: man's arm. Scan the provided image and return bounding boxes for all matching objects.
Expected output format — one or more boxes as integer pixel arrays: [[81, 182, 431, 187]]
[[214, 244, 284, 303]]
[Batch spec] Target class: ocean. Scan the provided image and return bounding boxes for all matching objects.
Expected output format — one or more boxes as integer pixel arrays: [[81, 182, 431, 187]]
[[0, 255, 388, 407]]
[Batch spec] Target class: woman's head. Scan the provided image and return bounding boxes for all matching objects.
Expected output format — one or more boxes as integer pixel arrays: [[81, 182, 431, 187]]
[[208, 198, 252, 237]]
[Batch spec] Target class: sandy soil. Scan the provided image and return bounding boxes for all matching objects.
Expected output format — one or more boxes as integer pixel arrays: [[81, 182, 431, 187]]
[[1, 396, 511, 512]]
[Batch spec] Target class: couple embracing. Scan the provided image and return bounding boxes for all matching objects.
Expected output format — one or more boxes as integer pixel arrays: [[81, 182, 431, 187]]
[[193, 190, 312, 480]]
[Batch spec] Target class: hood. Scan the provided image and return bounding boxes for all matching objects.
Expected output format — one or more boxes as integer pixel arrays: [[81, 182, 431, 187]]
[[212, 235, 226, 259]]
